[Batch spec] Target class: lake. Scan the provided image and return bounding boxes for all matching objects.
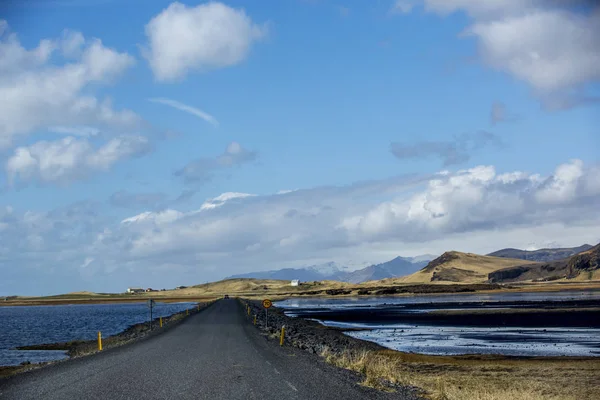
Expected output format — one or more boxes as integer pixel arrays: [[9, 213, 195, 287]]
[[0, 302, 195, 366], [275, 289, 600, 357]]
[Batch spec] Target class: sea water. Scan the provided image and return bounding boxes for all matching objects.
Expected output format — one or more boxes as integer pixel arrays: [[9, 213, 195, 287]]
[[0, 302, 195, 366]]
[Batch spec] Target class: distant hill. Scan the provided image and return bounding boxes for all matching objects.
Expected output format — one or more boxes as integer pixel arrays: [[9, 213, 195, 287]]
[[399, 251, 536, 284], [489, 243, 600, 283], [228, 255, 435, 283], [342, 256, 429, 284], [487, 244, 593, 262]]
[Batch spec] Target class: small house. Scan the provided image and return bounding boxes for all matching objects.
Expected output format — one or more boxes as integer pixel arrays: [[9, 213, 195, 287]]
[[127, 287, 144, 294], [290, 280, 299, 287]]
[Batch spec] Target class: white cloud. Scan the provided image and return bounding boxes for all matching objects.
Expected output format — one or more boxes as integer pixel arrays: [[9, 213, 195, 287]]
[[143, 2, 267, 81], [2, 159, 599, 293], [343, 159, 599, 242], [466, 9, 600, 93], [198, 192, 256, 211], [401, 2, 600, 108], [6, 135, 151, 186], [0, 21, 140, 149], [121, 209, 183, 225], [148, 97, 218, 126]]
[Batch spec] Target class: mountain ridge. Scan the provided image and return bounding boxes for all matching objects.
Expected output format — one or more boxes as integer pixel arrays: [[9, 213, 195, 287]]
[[487, 244, 592, 262], [489, 243, 600, 283], [228, 255, 434, 283]]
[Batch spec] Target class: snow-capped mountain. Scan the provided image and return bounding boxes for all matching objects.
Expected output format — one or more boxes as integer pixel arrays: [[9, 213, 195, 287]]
[[227, 255, 436, 283]]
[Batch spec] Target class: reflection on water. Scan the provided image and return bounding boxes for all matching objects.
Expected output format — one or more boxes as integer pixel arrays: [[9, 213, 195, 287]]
[[276, 289, 600, 357], [0, 302, 195, 366], [275, 289, 600, 309]]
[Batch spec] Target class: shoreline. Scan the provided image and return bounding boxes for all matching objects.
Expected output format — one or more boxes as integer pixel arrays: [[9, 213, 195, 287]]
[[241, 298, 600, 399], [3, 281, 600, 307], [0, 301, 214, 378]]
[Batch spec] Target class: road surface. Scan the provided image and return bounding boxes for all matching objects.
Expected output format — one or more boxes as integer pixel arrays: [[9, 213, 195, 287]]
[[0, 300, 417, 399]]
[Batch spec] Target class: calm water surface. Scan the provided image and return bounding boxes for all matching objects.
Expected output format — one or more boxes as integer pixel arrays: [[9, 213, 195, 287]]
[[1, 302, 195, 366], [276, 290, 600, 357]]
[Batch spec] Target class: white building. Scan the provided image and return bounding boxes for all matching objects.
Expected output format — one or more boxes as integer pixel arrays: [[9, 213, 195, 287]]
[[127, 287, 145, 293], [290, 280, 299, 287]]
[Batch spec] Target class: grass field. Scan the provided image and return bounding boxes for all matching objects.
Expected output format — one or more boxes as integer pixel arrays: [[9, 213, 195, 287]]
[[4, 277, 600, 306], [320, 348, 600, 400]]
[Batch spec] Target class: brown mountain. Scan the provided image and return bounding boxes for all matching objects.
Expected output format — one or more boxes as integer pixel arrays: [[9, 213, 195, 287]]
[[487, 244, 593, 262], [399, 251, 536, 284], [488, 243, 600, 283]]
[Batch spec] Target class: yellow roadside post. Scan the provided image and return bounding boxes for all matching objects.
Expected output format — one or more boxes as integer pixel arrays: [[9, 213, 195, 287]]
[[247, 305, 251, 316], [253, 315, 257, 325], [97, 331, 102, 351], [159, 317, 163, 328], [280, 325, 285, 346], [197, 305, 200, 311]]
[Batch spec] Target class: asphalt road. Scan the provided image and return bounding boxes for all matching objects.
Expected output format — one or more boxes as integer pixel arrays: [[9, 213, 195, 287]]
[[0, 300, 416, 400]]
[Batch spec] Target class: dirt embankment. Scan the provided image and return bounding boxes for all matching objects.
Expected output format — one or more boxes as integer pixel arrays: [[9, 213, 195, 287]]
[[0, 301, 215, 378]]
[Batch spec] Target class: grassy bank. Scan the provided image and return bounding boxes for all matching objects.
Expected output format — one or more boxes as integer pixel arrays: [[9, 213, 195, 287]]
[[320, 348, 600, 400]]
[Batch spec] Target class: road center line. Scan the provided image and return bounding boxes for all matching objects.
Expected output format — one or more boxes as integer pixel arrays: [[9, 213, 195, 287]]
[[286, 381, 298, 392], [273, 368, 280, 374], [265, 361, 271, 365]]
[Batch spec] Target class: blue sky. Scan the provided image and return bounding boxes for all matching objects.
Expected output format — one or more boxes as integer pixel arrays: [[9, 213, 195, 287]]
[[0, 0, 599, 295]]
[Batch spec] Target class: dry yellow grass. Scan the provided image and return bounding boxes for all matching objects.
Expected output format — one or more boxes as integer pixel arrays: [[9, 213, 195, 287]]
[[320, 348, 599, 400], [398, 252, 537, 284]]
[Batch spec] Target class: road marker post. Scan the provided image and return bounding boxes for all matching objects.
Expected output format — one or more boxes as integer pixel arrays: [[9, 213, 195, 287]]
[[97, 331, 102, 351], [197, 305, 200, 311], [254, 315, 257, 325], [186, 309, 189, 316], [280, 325, 285, 346], [147, 299, 155, 331], [262, 299, 272, 329], [160, 317, 163, 328]]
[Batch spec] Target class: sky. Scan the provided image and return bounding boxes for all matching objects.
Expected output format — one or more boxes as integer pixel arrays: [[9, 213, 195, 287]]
[[0, 0, 599, 295]]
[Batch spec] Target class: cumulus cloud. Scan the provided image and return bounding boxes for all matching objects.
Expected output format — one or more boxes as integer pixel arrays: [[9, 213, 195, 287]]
[[175, 141, 257, 183], [143, 2, 267, 81], [401, 1, 600, 109], [6, 136, 151, 186], [148, 98, 219, 126], [390, 131, 502, 166], [0, 21, 141, 148], [2, 159, 599, 293], [342, 159, 600, 243]]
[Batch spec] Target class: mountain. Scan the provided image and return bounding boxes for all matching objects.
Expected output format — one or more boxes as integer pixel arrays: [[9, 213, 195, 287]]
[[399, 251, 537, 284], [228, 255, 435, 283], [343, 256, 429, 284], [489, 243, 600, 283], [487, 244, 592, 262], [228, 262, 349, 281]]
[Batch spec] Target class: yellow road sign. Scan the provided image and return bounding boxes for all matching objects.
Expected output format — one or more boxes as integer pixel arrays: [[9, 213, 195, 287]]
[[262, 299, 272, 309]]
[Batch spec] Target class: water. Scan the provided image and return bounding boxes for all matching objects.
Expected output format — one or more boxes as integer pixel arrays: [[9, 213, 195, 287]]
[[276, 289, 600, 311], [275, 290, 600, 357], [0, 302, 195, 366]]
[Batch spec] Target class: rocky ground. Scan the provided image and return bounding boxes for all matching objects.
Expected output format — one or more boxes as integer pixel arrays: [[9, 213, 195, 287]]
[[243, 299, 384, 355]]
